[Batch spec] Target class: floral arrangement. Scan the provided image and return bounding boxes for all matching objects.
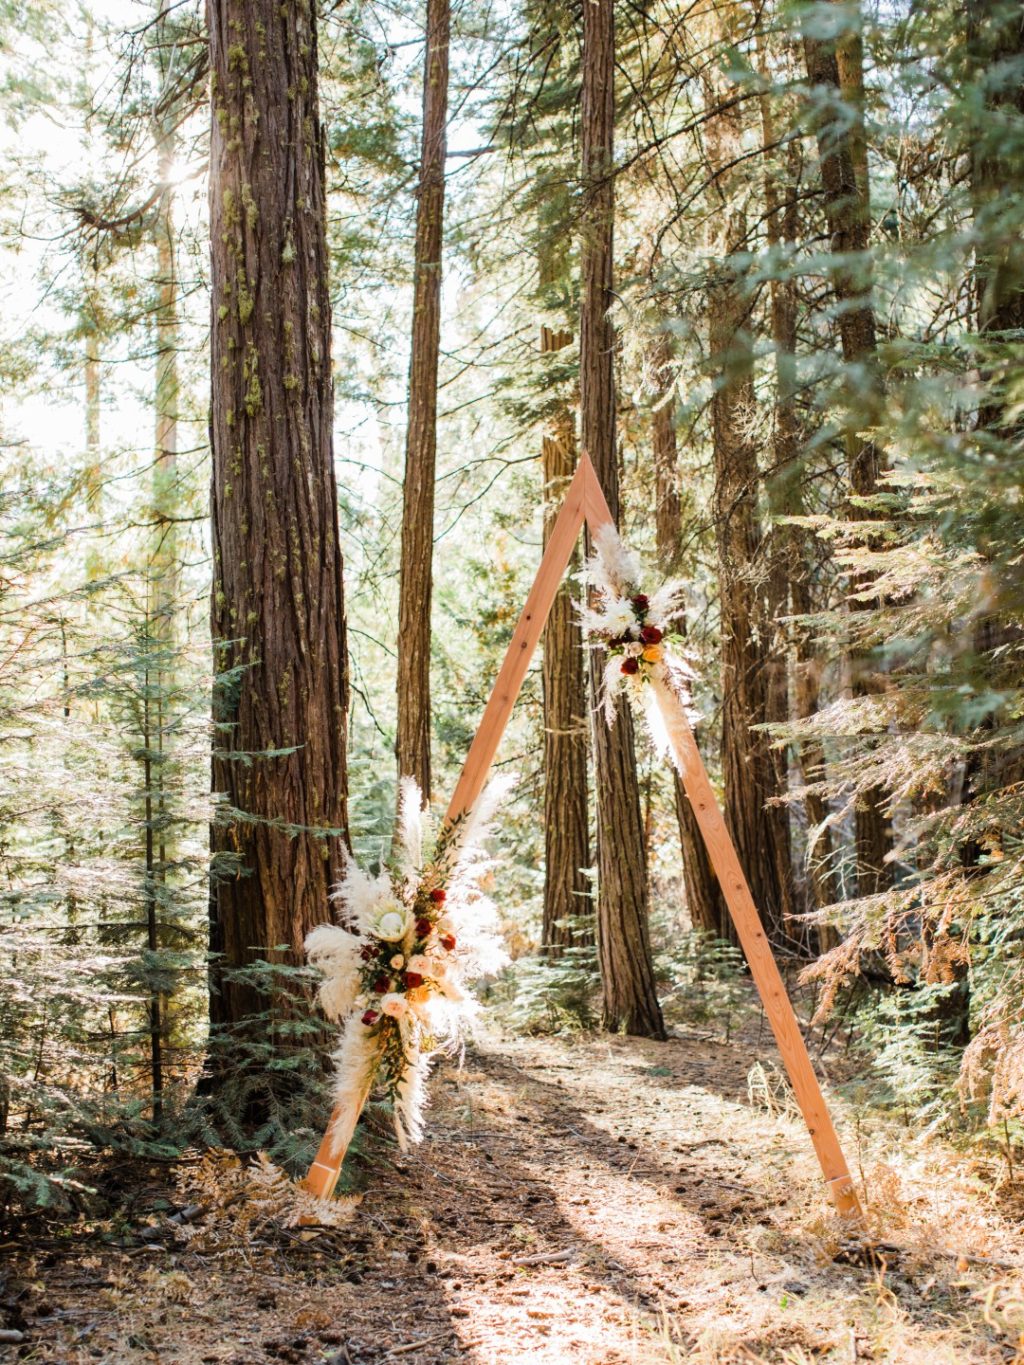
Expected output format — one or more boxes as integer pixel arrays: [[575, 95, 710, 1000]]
[[580, 524, 698, 755], [305, 777, 508, 1154]]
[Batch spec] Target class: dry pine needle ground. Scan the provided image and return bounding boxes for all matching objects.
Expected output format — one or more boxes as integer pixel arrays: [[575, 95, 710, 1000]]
[[2, 1010, 1023, 1364]]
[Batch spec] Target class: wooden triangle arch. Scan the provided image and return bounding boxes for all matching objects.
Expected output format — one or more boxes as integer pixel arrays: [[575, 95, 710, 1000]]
[[303, 451, 862, 1220]]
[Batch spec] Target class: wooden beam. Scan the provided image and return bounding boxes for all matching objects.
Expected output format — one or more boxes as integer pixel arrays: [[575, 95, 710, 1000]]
[[304, 448, 861, 1220], [444, 456, 589, 824], [302, 455, 589, 1202], [583, 454, 860, 1217]]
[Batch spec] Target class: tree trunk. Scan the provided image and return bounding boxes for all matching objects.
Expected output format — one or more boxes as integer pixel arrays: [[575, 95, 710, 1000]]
[[703, 36, 795, 948], [145, 0, 180, 1123], [757, 52, 841, 928], [540, 309, 590, 956], [651, 333, 725, 939], [968, 0, 1024, 343], [207, 0, 349, 1099], [581, 0, 665, 1038], [396, 0, 449, 802], [802, 22, 893, 899]]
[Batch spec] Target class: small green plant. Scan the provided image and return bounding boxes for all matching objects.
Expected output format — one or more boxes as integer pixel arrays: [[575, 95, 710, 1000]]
[[493, 925, 601, 1035]]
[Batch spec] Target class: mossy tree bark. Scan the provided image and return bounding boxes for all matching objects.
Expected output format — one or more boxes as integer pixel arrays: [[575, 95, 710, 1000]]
[[581, 0, 665, 1039], [206, 0, 350, 1099], [396, 0, 449, 802]]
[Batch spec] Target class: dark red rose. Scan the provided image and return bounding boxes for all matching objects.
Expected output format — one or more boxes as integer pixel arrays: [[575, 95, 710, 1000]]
[[404, 972, 424, 989], [361, 1009, 378, 1026], [373, 976, 389, 994], [640, 625, 663, 644], [621, 657, 639, 675], [632, 594, 649, 611], [440, 934, 456, 952], [360, 943, 376, 961], [415, 917, 432, 938], [429, 888, 446, 904]]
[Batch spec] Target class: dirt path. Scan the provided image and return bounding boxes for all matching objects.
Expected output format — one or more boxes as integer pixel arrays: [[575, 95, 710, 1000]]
[[4, 1018, 1023, 1363]]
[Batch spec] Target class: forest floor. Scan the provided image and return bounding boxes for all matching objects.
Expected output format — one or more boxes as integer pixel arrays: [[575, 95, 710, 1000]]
[[3, 993, 1024, 1364]]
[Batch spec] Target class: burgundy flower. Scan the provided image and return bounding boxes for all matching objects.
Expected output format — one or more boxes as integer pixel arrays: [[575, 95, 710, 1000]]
[[632, 594, 649, 612], [373, 976, 389, 994], [429, 888, 446, 904], [621, 657, 639, 675], [440, 933, 456, 952], [360, 943, 376, 961], [415, 917, 432, 938], [404, 971, 424, 989], [640, 625, 663, 644], [361, 1009, 379, 1026]]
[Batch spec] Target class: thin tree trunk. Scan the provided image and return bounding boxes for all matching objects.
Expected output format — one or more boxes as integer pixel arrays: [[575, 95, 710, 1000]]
[[145, 0, 179, 1123], [651, 333, 725, 939], [396, 0, 449, 801], [757, 49, 841, 928], [581, 0, 665, 1039], [703, 30, 795, 948], [540, 307, 590, 956], [207, 0, 349, 1103], [802, 21, 893, 898], [142, 676, 164, 1124]]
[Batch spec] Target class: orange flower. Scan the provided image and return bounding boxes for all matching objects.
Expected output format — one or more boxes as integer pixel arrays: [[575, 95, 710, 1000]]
[[406, 984, 431, 1005], [642, 644, 663, 663]]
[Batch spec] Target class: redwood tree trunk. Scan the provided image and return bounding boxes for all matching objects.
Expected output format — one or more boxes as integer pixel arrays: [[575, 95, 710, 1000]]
[[757, 62, 841, 927], [651, 333, 725, 939], [704, 42, 795, 947], [396, 0, 450, 800], [802, 21, 894, 899], [540, 315, 590, 956], [207, 0, 349, 1088], [581, 0, 665, 1038]]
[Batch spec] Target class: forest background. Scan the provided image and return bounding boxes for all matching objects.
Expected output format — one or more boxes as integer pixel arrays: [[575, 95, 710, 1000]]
[[0, 0, 1022, 1214]]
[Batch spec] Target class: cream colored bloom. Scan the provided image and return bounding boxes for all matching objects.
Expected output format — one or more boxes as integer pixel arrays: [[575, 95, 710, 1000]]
[[406, 954, 430, 976], [381, 993, 408, 1018], [369, 897, 412, 943], [390, 953, 405, 970], [602, 599, 637, 638]]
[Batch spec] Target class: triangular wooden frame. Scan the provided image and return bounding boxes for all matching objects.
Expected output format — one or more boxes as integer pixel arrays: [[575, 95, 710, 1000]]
[[303, 451, 862, 1219]]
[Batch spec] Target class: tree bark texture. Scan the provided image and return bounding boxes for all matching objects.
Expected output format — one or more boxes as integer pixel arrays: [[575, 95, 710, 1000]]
[[540, 315, 591, 955], [396, 0, 449, 801], [703, 42, 795, 948], [651, 333, 726, 939], [207, 0, 349, 1059], [802, 24, 893, 898], [757, 65, 841, 928], [581, 0, 665, 1038]]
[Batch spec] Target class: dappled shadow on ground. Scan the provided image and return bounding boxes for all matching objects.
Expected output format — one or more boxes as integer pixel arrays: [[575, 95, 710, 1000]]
[[2, 1025, 1019, 1364]]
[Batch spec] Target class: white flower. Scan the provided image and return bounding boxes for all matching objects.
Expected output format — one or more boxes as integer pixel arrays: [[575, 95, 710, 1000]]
[[369, 896, 412, 943], [390, 954, 405, 970], [623, 641, 644, 657], [602, 599, 638, 638], [406, 954, 430, 976], [381, 993, 408, 1018]]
